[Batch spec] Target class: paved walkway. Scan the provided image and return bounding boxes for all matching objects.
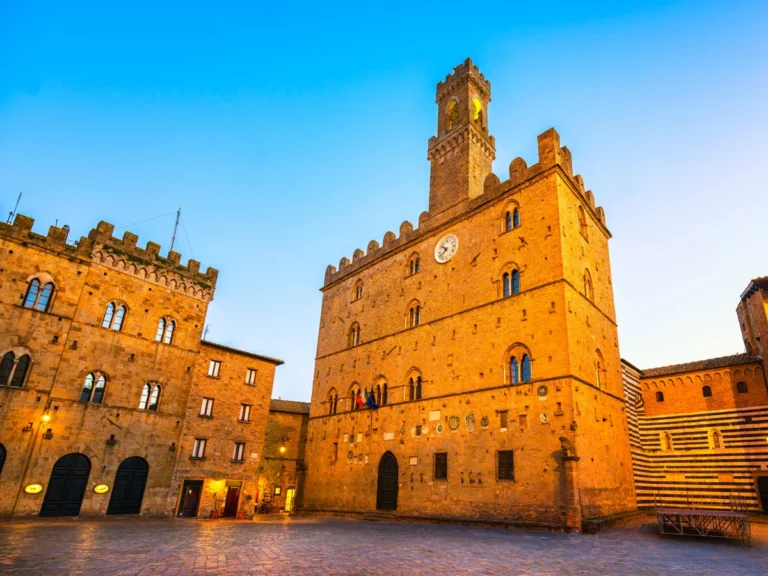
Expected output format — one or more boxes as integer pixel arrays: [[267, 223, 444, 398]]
[[0, 515, 766, 575]]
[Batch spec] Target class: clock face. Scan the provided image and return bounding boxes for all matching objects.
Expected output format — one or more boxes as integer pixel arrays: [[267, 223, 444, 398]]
[[434, 234, 459, 263]]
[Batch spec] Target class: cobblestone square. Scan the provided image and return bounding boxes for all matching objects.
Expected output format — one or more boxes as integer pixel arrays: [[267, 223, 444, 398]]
[[0, 515, 766, 575]]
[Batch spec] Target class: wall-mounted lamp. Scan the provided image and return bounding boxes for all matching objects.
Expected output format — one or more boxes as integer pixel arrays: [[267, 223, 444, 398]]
[[24, 484, 43, 494], [41, 413, 51, 423]]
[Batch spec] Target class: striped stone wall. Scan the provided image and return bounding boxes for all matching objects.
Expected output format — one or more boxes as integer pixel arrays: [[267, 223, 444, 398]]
[[622, 360, 768, 512]]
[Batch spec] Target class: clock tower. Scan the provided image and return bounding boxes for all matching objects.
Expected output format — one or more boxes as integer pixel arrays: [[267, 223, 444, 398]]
[[427, 57, 496, 214]]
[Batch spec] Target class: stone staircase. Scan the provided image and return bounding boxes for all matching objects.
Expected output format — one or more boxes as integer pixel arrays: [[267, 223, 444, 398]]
[[362, 510, 396, 522]]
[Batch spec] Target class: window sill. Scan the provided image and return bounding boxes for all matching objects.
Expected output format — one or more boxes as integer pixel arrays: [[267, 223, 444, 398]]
[[198, 414, 213, 419], [433, 477, 448, 482], [207, 375, 221, 379], [244, 382, 256, 387], [230, 459, 244, 464], [237, 420, 251, 424], [497, 478, 515, 482], [0, 384, 25, 391], [189, 456, 206, 461]]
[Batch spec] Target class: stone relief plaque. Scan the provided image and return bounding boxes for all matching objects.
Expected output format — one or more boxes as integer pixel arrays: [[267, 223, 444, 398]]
[[449, 415, 460, 431]]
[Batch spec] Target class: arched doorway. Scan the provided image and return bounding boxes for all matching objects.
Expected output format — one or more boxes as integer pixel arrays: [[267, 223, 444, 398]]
[[107, 457, 149, 515], [284, 486, 296, 513], [40, 453, 91, 517], [376, 452, 398, 511]]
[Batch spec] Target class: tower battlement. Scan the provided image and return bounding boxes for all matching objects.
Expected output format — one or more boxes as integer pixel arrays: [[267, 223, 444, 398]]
[[0, 214, 217, 300], [436, 57, 491, 103]]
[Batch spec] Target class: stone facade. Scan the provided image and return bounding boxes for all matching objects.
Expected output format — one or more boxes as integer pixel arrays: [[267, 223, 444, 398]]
[[0, 214, 283, 518], [303, 59, 636, 531]]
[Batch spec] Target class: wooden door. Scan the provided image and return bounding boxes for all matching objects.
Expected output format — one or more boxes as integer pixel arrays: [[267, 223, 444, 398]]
[[222, 486, 240, 518], [39, 453, 91, 517], [179, 480, 203, 518], [376, 452, 398, 511], [107, 457, 149, 515]]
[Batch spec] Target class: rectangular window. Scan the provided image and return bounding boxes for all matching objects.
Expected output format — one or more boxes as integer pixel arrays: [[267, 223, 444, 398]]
[[415, 424, 422, 437], [498, 450, 514, 480], [499, 411, 508, 431], [434, 452, 448, 480], [200, 397, 214, 417], [245, 368, 257, 385], [239, 404, 251, 422], [208, 360, 221, 378], [192, 438, 206, 459], [232, 442, 245, 462]]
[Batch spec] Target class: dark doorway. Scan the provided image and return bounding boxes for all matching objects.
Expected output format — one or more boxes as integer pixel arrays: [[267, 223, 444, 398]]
[[376, 451, 398, 511], [222, 486, 240, 518], [178, 480, 203, 518], [39, 453, 91, 517], [758, 477, 768, 514], [107, 457, 149, 515]]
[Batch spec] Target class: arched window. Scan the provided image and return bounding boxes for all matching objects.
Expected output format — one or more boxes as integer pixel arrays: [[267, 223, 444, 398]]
[[584, 270, 594, 301], [505, 211, 513, 232], [102, 303, 126, 331], [408, 254, 421, 276], [80, 373, 94, 402], [513, 208, 520, 228], [409, 305, 421, 328], [415, 376, 422, 400], [578, 206, 588, 239], [155, 318, 166, 342], [510, 357, 519, 384], [521, 355, 532, 382], [376, 384, 382, 406], [446, 99, 459, 131], [595, 350, 604, 390], [348, 323, 361, 348], [511, 270, 520, 295], [702, 385, 712, 398], [382, 383, 388, 406], [1, 349, 31, 388], [93, 375, 106, 404], [328, 389, 338, 415], [349, 384, 361, 411], [138, 383, 151, 410], [503, 273, 511, 298], [408, 378, 415, 401], [163, 321, 175, 345], [102, 302, 115, 328], [737, 381, 748, 394], [79, 373, 106, 404], [353, 280, 363, 301], [23, 278, 54, 312], [655, 391, 664, 402], [139, 383, 161, 411], [148, 384, 161, 411]]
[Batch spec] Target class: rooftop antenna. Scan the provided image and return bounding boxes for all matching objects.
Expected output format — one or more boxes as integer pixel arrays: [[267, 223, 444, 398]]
[[169, 206, 181, 253], [6, 192, 22, 224], [203, 324, 210, 340]]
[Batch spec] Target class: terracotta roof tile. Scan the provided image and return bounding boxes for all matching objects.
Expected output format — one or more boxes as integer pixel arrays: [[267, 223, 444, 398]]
[[270, 399, 310, 414], [641, 353, 762, 378]]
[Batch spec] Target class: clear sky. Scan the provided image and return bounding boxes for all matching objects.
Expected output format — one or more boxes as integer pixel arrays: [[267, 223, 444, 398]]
[[1, 1, 766, 400]]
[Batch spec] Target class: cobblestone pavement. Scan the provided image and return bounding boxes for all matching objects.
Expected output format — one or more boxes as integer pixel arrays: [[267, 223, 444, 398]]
[[0, 515, 766, 575]]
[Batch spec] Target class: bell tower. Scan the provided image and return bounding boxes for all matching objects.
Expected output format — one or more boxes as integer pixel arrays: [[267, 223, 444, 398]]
[[427, 58, 496, 214]]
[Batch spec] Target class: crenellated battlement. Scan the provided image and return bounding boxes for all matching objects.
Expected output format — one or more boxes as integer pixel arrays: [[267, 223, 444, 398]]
[[323, 128, 609, 289], [436, 57, 491, 103], [0, 214, 217, 301]]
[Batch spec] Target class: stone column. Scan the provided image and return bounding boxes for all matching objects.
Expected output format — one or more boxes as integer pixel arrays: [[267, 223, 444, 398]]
[[291, 460, 307, 516], [559, 436, 582, 532]]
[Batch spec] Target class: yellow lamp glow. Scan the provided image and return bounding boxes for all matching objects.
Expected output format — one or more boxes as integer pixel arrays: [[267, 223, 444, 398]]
[[279, 446, 286, 454], [41, 414, 51, 423], [94, 484, 110, 494], [24, 484, 43, 494]]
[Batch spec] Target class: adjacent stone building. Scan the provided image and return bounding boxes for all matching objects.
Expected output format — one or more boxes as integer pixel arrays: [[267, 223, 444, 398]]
[[302, 59, 636, 531], [0, 214, 283, 519], [622, 277, 768, 512]]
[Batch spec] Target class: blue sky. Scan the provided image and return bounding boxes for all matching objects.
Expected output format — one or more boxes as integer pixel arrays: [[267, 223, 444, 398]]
[[1, 1, 766, 400]]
